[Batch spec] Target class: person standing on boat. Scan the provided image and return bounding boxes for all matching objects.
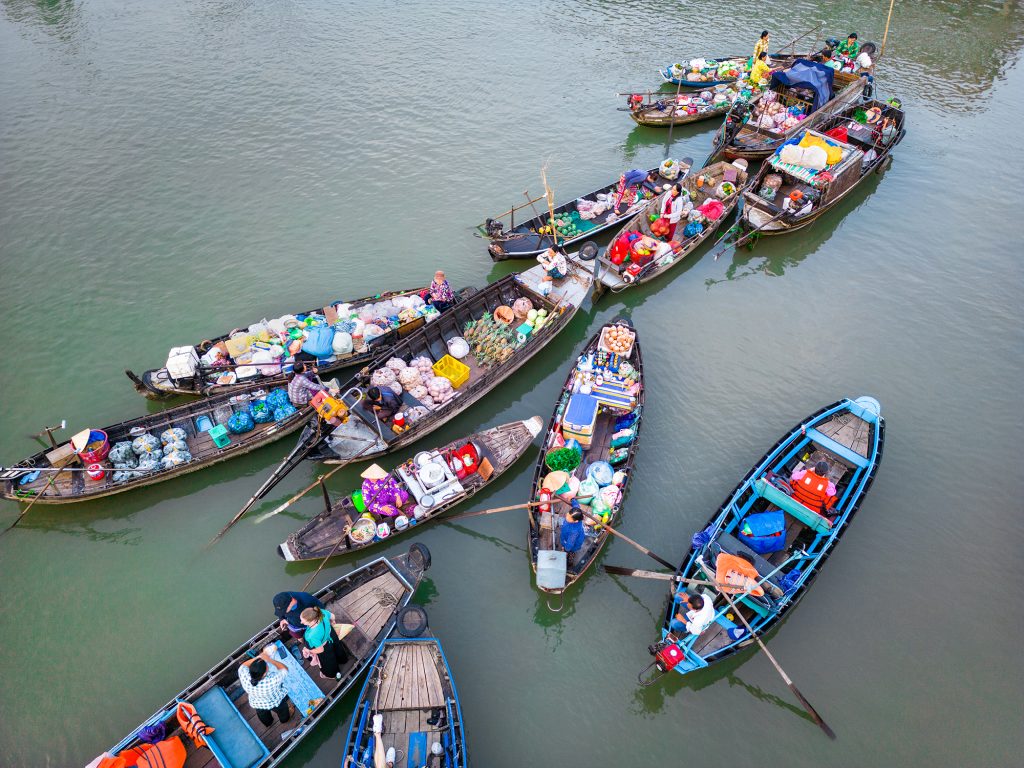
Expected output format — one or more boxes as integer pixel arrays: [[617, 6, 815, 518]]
[[300, 606, 350, 680], [614, 169, 660, 212], [238, 649, 292, 726], [426, 270, 455, 312], [273, 590, 325, 639], [560, 500, 586, 564], [752, 31, 770, 63], [669, 592, 716, 636], [660, 184, 690, 240], [789, 460, 837, 513], [537, 246, 569, 280], [287, 361, 326, 407]]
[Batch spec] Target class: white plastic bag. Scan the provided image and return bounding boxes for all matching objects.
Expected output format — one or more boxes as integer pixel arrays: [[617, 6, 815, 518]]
[[447, 337, 470, 359]]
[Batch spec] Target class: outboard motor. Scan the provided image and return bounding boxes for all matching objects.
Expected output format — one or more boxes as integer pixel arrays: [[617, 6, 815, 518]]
[[637, 640, 686, 685], [722, 99, 749, 145], [484, 218, 504, 238], [627, 93, 644, 112]]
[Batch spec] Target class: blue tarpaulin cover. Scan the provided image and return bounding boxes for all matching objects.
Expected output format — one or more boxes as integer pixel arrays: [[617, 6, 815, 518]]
[[771, 59, 835, 112]]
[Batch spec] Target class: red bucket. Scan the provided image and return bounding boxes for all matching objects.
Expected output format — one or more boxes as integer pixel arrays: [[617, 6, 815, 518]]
[[77, 429, 110, 464]]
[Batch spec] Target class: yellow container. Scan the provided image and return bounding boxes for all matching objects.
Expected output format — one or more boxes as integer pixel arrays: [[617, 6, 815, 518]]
[[432, 354, 470, 389]]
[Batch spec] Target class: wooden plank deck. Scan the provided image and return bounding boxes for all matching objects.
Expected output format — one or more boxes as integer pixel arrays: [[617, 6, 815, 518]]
[[815, 412, 872, 458], [377, 643, 445, 712]]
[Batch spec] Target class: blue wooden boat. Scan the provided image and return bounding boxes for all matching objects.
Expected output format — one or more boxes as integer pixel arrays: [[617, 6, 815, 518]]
[[648, 397, 884, 680], [343, 637, 467, 768], [95, 549, 429, 768]]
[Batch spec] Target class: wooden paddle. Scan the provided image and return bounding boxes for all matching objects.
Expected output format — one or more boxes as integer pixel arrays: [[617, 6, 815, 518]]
[[696, 556, 836, 739], [301, 524, 352, 592], [439, 500, 546, 526], [1, 468, 64, 536], [573, 507, 677, 571]]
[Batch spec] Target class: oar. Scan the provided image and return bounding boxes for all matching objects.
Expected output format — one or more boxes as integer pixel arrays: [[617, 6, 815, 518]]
[[439, 501, 547, 526], [301, 524, 352, 592], [695, 556, 836, 740], [603, 564, 717, 589], [573, 508, 677, 571], [1, 469, 64, 536]]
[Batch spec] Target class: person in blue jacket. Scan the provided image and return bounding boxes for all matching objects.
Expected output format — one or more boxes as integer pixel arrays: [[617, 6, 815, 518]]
[[560, 500, 587, 563]]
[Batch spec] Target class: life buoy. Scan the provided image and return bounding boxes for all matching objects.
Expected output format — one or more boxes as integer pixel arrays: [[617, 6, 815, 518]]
[[715, 552, 765, 596], [176, 702, 213, 748]]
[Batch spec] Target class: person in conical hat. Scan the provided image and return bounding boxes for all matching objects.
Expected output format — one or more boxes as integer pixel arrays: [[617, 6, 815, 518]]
[[360, 463, 408, 518]]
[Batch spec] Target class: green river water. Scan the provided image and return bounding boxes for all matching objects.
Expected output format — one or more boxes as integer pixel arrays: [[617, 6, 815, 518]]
[[1, 1, 1022, 766]]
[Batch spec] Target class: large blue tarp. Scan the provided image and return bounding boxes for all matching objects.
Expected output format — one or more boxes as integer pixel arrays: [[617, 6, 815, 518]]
[[771, 58, 835, 112]]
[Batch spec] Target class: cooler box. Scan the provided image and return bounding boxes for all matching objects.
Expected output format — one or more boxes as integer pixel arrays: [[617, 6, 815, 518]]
[[562, 393, 598, 449], [738, 511, 786, 554], [166, 346, 200, 380], [536, 549, 567, 590]]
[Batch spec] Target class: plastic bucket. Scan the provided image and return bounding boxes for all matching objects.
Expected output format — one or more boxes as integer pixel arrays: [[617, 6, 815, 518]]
[[78, 430, 110, 464]]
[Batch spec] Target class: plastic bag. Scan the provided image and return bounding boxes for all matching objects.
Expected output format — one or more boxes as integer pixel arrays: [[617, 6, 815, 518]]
[[266, 388, 290, 410], [160, 450, 193, 469], [586, 461, 614, 487], [446, 337, 470, 360], [273, 403, 298, 422], [608, 447, 630, 465], [332, 332, 353, 355], [302, 326, 335, 358], [160, 428, 187, 446], [109, 441, 135, 464], [136, 457, 161, 474], [610, 428, 636, 449], [577, 477, 600, 504], [162, 438, 188, 454], [249, 399, 274, 424], [132, 433, 162, 456], [228, 411, 255, 434]]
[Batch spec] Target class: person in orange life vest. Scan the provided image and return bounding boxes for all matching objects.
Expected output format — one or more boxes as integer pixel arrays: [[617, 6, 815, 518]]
[[660, 183, 691, 240], [790, 460, 837, 512]]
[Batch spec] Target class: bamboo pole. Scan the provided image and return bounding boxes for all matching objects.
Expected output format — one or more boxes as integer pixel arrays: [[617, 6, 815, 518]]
[[880, 0, 897, 57]]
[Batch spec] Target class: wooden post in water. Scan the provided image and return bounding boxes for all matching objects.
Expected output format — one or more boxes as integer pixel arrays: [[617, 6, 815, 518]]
[[880, 0, 897, 57]]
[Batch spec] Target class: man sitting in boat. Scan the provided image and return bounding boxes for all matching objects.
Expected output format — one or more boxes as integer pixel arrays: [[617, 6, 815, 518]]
[[287, 361, 326, 407], [362, 386, 403, 423], [537, 246, 569, 280], [669, 591, 716, 636], [789, 460, 837, 513]]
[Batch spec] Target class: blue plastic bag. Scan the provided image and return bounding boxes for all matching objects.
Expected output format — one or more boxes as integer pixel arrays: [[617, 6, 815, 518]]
[[586, 461, 614, 487], [684, 221, 704, 238], [273, 403, 298, 422], [302, 326, 335, 358], [249, 399, 274, 424], [228, 411, 255, 434], [266, 388, 290, 410]]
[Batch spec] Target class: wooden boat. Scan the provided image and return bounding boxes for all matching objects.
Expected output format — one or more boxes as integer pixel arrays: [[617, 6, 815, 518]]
[[660, 51, 807, 88], [712, 61, 866, 161], [0, 381, 310, 505], [125, 286, 470, 399], [529, 321, 644, 605], [343, 637, 467, 768], [740, 99, 906, 235], [278, 418, 542, 562], [648, 397, 884, 681], [95, 550, 430, 768], [626, 85, 742, 128], [238, 263, 591, 513], [569, 160, 748, 296], [480, 164, 690, 261]]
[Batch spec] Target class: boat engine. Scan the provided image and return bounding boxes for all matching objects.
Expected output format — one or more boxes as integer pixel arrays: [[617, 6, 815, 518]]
[[485, 218, 505, 238], [722, 100, 749, 145], [627, 93, 644, 111]]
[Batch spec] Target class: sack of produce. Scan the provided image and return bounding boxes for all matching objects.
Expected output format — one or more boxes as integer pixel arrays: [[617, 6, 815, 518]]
[[159, 428, 187, 446], [160, 450, 193, 469], [610, 428, 636, 448], [576, 477, 599, 504], [447, 337, 470, 360], [370, 367, 397, 388], [385, 357, 407, 372], [266, 388, 290, 410], [683, 221, 704, 238], [387, 381, 402, 396], [331, 331, 353, 355], [109, 441, 135, 464], [273, 403, 298, 422], [250, 399, 274, 424], [302, 326, 335, 358], [162, 438, 188, 454], [405, 405, 430, 423], [132, 433, 162, 456], [227, 411, 255, 434], [660, 159, 681, 180], [398, 367, 423, 389], [136, 456, 161, 474], [586, 461, 614, 487], [600, 484, 622, 508]]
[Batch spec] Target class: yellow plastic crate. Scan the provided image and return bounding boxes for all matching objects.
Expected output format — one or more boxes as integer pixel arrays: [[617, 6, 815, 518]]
[[432, 354, 470, 389]]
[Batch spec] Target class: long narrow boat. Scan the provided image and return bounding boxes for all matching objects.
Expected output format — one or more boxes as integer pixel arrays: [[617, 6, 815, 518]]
[[647, 397, 884, 681], [660, 51, 807, 87], [529, 320, 644, 606], [0, 381, 310, 505], [740, 99, 906, 235], [480, 164, 689, 261], [343, 636, 467, 768], [626, 84, 745, 128], [569, 160, 748, 296], [238, 263, 591, 514], [712, 60, 866, 161], [125, 286, 470, 399], [92, 550, 430, 768], [278, 418, 542, 561]]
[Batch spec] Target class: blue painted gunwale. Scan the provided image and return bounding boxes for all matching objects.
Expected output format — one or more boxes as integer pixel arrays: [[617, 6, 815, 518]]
[[659, 397, 885, 676]]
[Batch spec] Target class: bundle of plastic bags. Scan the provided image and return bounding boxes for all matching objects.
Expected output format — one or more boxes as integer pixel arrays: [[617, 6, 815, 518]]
[[228, 411, 255, 434]]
